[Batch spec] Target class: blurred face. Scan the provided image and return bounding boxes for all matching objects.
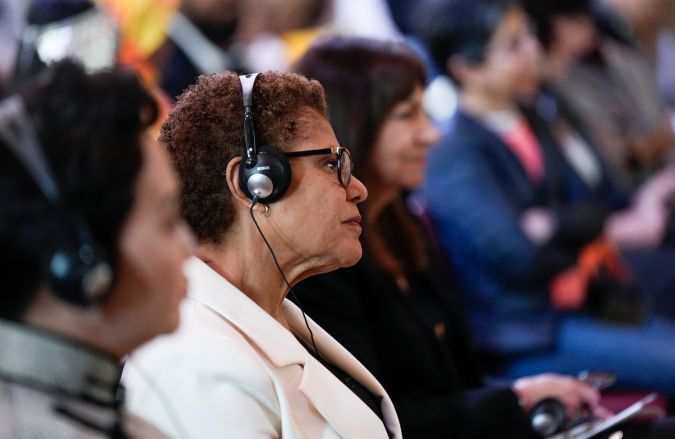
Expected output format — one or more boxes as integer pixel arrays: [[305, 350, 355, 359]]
[[467, 7, 541, 101], [368, 86, 440, 191], [181, 0, 239, 43], [552, 13, 596, 60], [104, 137, 195, 346], [602, 0, 669, 31], [267, 110, 368, 274], [242, 0, 325, 33]]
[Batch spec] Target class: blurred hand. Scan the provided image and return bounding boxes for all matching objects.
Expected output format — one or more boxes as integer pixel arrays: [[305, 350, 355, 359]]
[[512, 373, 612, 419], [520, 208, 557, 245]]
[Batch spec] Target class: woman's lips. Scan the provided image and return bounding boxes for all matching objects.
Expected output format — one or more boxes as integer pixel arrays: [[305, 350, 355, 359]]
[[343, 214, 362, 227]]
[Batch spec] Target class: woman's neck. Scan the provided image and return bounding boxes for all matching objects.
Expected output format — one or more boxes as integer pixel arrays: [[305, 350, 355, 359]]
[[196, 226, 296, 329], [362, 178, 398, 229], [22, 290, 127, 359], [459, 90, 517, 117], [361, 180, 408, 278], [543, 45, 576, 83]]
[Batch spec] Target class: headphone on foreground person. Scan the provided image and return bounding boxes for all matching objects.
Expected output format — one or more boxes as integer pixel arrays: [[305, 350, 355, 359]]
[[0, 94, 112, 306]]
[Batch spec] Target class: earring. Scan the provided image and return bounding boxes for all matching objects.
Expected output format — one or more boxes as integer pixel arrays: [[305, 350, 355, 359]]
[[259, 204, 270, 216]]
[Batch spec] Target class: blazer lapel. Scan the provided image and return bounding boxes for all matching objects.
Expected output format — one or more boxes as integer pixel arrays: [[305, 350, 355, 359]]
[[186, 257, 400, 438], [186, 257, 305, 367], [284, 301, 401, 439]]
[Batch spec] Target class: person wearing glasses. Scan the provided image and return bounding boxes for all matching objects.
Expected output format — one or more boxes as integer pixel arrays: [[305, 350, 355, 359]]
[[122, 71, 401, 438], [413, 0, 675, 400]]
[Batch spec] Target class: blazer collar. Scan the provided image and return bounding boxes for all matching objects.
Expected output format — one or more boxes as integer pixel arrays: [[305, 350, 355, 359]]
[[185, 256, 304, 367], [284, 301, 401, 438], [185, 257, 401, 438]]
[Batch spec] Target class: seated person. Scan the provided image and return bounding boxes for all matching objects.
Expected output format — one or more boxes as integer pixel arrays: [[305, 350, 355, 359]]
[[122, 71, 402, 437], [292, 35, 610, 439], [0, 60, 194, 437], [524, 0, 675, 321], [549, 0, 673, 190], [414, 0, 675, 397]]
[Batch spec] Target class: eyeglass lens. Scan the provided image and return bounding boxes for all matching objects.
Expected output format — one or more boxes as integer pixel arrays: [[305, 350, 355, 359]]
[[339, 149, 352, 187]]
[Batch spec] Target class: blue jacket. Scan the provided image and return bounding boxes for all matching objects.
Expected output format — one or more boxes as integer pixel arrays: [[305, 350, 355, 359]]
[[420, 110, 614, 354]]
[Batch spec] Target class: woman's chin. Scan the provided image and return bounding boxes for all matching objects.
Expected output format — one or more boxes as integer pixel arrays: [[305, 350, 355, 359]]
[[152, 306, 182, 338], [338, 243, 363, 268]]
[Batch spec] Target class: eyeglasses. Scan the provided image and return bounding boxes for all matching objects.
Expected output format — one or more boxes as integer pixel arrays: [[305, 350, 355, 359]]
[[284, 146, 353, 188]]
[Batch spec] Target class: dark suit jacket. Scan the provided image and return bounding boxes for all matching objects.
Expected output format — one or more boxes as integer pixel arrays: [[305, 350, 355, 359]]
[[293, 247, 530, 438], [420, 110, 610, 355], [526, 85, 629, 211]]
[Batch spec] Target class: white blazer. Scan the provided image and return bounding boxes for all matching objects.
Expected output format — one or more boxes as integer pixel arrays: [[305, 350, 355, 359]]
[[123, 257, 401, 438]]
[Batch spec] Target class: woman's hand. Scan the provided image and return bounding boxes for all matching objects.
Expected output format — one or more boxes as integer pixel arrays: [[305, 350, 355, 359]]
[[512, 373, 612, 419]]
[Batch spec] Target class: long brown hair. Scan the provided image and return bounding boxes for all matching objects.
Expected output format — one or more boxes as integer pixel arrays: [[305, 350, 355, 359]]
[[296, 36, 428, 276]]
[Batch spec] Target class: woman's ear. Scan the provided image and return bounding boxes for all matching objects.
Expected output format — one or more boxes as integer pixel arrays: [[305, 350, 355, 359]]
[[447, 55, 474, 88], [225, 156, 251, 208]]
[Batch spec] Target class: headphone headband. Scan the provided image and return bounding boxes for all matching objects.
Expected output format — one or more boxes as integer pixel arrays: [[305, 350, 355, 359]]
[[240, 72, 259, 108], [0, 96, 59, 202], [240, 73, 260, 167], [0, 94, 112, 306], [237, 72, 292, 203]]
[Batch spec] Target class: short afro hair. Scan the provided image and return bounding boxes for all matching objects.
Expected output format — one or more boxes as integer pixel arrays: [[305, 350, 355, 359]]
[[160, 71, 327, 245]]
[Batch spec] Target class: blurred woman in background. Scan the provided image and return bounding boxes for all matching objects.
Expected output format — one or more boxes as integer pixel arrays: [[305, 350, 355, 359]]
[[291, 35, 609, 439]]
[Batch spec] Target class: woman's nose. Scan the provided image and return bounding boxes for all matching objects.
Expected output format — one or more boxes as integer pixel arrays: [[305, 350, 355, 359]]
[[347, 175, 368, 204], [417, 113, 441, 147]]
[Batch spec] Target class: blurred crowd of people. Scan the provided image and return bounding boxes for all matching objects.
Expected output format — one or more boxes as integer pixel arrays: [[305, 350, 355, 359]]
[[2, 0, 675, 438]]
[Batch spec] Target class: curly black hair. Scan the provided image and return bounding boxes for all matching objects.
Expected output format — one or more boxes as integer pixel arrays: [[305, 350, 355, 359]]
[[160, 71, 326, 244], [0, 60, 158, 319]]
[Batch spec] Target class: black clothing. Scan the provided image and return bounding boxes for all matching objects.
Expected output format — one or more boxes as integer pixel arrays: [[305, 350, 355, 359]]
[[293, 246, 531, 438], [299, 337, 390, 437]]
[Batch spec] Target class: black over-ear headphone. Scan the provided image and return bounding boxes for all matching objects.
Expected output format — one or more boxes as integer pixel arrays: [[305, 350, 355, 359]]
[[238, 73, 291, 203], [0, 95, 112, 306]]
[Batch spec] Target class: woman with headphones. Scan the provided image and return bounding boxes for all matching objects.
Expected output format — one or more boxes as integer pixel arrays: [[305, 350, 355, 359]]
[[122, 71, 401, 438], [0, 60, 194, 437]]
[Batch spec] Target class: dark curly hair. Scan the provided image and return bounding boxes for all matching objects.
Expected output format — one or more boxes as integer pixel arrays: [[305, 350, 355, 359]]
[[0, 60, 158, 319], [161, 71, 327, 244], [522, 0, 591, 50]]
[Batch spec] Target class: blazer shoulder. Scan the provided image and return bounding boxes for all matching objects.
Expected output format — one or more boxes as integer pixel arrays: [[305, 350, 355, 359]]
[[125, 300, 280, 412]]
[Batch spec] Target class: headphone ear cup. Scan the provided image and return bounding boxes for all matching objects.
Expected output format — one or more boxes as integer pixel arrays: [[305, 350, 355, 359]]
[[48, 216, 113, 306], [529, 398, 566, 438], [238, 144, 291, 203]]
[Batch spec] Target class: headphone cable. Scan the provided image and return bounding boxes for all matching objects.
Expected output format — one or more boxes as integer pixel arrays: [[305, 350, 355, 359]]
[[249, 199, 323, 359]]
